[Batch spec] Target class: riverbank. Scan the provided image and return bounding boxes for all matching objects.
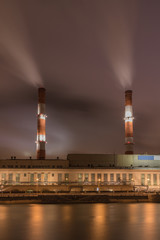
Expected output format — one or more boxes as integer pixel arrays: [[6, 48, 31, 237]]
[[0, 192, 159, 204]]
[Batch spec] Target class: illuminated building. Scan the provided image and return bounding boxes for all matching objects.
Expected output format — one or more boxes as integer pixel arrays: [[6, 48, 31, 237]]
[[0, 88, 160, 190]]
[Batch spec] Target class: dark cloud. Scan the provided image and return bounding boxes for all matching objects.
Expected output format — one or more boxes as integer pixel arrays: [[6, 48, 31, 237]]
[[47, 84, 107, 114]]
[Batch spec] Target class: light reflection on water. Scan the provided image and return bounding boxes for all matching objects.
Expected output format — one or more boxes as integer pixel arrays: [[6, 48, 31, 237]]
[[0, 203, 160, 240]]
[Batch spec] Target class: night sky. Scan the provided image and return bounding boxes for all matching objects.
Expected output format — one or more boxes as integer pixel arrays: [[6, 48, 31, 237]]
[[0, 0, 160, 159]]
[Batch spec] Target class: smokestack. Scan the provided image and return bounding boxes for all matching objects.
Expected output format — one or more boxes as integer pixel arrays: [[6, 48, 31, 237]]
[[36, 88, 46, 159], [124, 90, 134, 154]]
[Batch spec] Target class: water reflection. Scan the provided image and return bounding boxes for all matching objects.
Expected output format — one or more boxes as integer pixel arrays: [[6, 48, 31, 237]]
[[128, 203, 139, 223], [0, 206, 8, 240], [90, 204, 108, 240], [0, 204, 160, 240], [142, 204, 156, 240], [29, 204, 43, 222], [143, 203, 156, 224], [0, 205, 8, 220], [27, 205, 44, 240], [127, 204, 160, 240], [62, 205, 72, 221]]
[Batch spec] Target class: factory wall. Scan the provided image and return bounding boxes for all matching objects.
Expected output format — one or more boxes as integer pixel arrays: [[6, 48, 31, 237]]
[[0, 154, 160, 188], [68, 154, 160, 168], [0, 159, 69, 169], [0, 168, 160, 188]]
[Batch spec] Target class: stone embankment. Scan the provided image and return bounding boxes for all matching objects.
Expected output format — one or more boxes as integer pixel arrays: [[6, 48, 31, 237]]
[[0, 184, 134, 193], [0, 192, 157, 204], [0, 184, 159, 203]]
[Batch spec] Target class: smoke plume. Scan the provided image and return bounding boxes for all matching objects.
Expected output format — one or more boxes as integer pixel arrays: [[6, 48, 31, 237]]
[[105, 0, 138, 88], [0, 0, 43, 87]]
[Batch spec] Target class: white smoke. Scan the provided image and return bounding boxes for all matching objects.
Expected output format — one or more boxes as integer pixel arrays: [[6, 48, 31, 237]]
[[105, 0, 138, 88], [0, 0, 43, 87]]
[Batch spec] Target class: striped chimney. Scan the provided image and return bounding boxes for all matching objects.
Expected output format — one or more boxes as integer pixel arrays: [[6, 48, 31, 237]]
[[124, 90, 134, 154], [36, 88, 46, 159]]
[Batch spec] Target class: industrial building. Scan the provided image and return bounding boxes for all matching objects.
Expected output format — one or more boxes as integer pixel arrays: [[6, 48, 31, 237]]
[[0, 88, 160, 190]]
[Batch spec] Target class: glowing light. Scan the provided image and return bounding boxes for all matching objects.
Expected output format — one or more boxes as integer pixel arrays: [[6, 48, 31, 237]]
[[124, 117, 133, 122], [126, 110, 132, 118], [124, 106, 134, 122], [37, 135, 46, 142], [39, 114, 46, 120]]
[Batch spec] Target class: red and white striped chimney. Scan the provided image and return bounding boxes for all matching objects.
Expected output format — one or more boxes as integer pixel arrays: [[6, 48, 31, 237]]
[[36, 88, 46, 159], [124, 90, 134, 154]]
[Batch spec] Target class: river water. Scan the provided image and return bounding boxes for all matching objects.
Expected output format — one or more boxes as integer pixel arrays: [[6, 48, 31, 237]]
[[0, 203, 160, 240]]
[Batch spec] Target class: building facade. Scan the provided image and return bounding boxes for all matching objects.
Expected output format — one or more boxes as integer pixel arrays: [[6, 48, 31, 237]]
[[0, 154, 160, 189]]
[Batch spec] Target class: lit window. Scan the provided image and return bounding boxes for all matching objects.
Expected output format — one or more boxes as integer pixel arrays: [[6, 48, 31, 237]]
[[153, 174, 157, 185]]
